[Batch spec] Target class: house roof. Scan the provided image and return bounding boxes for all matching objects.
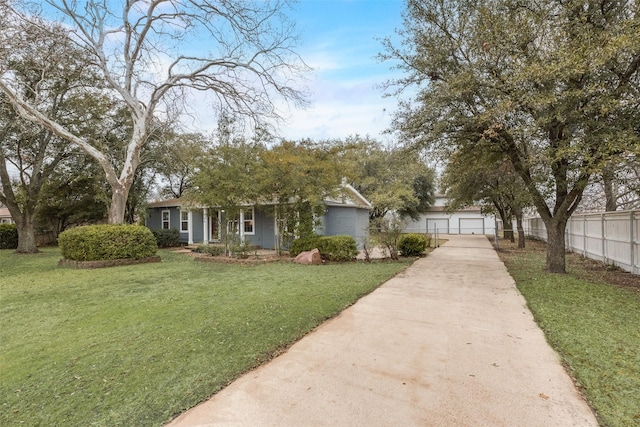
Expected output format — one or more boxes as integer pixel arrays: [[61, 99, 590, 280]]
[[147, 198, 186, 209], [425, 205, 482, 213], [147, 183, 373, 211], [324, 183, 372, 209], [0, 208, 12, 218]]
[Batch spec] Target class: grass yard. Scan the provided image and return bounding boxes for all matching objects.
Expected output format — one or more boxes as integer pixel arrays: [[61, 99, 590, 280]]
[[0, 248, 411, 426], [497, 239, 640, 427]]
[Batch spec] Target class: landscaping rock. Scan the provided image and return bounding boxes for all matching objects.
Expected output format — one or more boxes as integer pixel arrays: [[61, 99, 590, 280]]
[[293, 248, 322, 265]]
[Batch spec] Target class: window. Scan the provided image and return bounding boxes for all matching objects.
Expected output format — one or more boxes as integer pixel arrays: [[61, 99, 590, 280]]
[[243, 208, 254, 234], [161, 210, 170, 229], [180, 211, 189, 232]]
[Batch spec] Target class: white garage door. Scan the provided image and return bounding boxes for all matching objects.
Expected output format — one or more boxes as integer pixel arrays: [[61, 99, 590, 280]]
[[426, 218, 449, 234], [460, 218, 485, 235]]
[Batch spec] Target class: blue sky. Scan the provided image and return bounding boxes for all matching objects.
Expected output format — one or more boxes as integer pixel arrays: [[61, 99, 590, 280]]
[[39, 0, 408, 142], [279, 0, 407, 141]]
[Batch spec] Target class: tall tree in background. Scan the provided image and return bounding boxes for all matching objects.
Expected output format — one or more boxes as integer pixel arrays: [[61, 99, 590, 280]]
[[35, 155, 109, 237], [441, 150, 531, 247], [0, 0, 309, 224], [338, 136, 436, 220], [258, 139, 344, 250], [0, 17, 110, 253], [156, 133, 209, 199], [382, 0, 640, 273]]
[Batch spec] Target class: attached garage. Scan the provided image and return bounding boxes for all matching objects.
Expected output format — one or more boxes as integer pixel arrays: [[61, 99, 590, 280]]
[[459, 218, 485, 234]]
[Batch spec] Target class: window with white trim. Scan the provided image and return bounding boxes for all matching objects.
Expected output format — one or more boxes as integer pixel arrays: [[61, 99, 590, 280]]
[[243, 208, 254, 234], [180, 210, 189, 232], [161, 210, 170, 229]]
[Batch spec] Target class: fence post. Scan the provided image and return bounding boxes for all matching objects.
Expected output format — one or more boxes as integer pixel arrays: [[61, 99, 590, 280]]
[[583, 215, 587, 257], [631, 211, 636, 275], [601, 213, 606, 264]]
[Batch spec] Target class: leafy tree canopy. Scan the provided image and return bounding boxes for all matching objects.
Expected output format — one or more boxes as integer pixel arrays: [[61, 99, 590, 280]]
[[381, 0, 640, 272]]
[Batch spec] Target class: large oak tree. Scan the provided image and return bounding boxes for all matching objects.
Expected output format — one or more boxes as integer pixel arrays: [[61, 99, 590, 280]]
[[1, 0, 309, 224], [382, 0, 640, 272], [0, 16, 112, 252]]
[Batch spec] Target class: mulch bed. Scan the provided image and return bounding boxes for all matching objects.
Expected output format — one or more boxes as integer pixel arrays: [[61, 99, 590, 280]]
[[171, 247, 290, 265]]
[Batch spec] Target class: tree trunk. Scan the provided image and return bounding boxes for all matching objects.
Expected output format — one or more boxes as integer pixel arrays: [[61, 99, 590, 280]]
[[504, 227, 515, 242], [515, 212, 525, 249], [108, 186, 129, 224], [544, 219, 567, 273], [495, 206, 514, 241], [15, 211, 39, 253], [602, 165, 617, 211]]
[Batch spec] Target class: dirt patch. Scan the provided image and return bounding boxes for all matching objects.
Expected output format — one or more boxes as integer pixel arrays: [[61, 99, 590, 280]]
[[496, 238, 640, 293], [58, 256, 162, 269]]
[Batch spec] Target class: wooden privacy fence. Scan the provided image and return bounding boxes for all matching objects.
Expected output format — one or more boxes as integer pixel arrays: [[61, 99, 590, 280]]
[[523, 210, 640, 275]]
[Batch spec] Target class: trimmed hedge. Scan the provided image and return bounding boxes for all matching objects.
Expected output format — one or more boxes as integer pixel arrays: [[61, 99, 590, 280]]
[[290, 234, 358, 261], [0, 223, 18, 249], [152, 228, 180, 248], [289, 233, 321, 257], [399, 233, 428, 257], [317, 235, 358, 261], [58, 224, 158, 261]]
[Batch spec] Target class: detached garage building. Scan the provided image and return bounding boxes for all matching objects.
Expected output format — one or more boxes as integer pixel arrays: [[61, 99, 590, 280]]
[[403, 196, 496, 235]]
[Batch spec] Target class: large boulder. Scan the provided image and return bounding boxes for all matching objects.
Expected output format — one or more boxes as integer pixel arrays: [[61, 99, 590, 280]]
[[293, 248, 322, 265]]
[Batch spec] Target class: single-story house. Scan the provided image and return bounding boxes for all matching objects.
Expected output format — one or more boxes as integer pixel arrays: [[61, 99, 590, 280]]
[[146, 183, 372, 249], [402, 195, 496, 235], [0, 207, 14, 224]]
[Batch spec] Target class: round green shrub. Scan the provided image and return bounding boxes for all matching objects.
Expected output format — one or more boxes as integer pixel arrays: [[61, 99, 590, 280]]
[[316, 235, 358, 261], [152, 228, 180, 248], [58, 224, 158, 261], [398, 233, 428, 257], [0, 223, 18, 249], [289, 233, 320, 257]]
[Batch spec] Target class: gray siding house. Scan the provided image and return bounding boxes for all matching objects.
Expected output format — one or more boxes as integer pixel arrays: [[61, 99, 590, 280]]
[[146, 183, 372, 249]]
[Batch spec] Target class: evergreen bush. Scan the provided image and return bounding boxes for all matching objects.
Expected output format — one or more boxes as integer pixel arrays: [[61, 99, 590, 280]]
[[316, 235, 358, 261], [59, 224, 157, 261], [152, 228, 180, 248], [289, 233, 320, 257], [398, 233, 428, 256], [0, 224, 18, 249]]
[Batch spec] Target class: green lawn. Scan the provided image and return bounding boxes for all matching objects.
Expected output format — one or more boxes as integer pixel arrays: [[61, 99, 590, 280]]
[[499, 240, 640, 427], [0, 248, 410, 426]]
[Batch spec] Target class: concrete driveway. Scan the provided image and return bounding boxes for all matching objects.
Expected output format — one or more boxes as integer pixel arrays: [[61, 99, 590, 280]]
[[167, 234, 598, 427]]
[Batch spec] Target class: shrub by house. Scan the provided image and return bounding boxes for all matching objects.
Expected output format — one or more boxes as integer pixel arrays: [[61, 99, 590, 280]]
[[398, 233, 428, 257], [59, 225, 157, 261], [0, 224, 18, 250]]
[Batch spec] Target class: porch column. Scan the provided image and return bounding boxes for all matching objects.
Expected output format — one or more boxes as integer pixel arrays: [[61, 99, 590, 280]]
[[203, 208, 209, 244], [274, 213, 280, 253], [239, 210, 245, 242], [188, 211, 194, 245]]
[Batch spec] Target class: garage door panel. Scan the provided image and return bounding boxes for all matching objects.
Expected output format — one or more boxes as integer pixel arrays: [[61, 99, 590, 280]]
[[426, 218, 449, 233], [460, 218, 485, 234]]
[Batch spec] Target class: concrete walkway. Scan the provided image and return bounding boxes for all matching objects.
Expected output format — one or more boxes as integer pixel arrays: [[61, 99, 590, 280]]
[[167, 235, 598, 427]]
